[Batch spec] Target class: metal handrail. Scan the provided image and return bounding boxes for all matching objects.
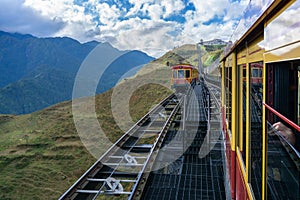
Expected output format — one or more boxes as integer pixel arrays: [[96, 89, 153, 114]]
[[263, 102, 300, 133]]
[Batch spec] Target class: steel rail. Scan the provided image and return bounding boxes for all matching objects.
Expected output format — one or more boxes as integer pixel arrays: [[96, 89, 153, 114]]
[[204, 78, 221, 109], [59, 93, 178, 200], [90, 99, 177, 199], [129, 96, 183, 199]]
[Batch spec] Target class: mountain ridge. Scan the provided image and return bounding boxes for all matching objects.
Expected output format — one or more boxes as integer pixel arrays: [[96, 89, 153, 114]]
[[0, 30, 154, 114]]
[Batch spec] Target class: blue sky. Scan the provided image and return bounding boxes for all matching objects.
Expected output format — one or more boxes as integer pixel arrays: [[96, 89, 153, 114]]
[[0, 0, 249, 57]]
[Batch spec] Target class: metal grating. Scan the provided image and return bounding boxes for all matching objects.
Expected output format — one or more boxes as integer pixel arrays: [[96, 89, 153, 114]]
[[141, 84, 225, 200], [141, 130, 225, 200]]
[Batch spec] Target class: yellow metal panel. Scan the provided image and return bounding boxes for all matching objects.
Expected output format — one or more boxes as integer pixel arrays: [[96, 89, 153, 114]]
[[221, 61, 225, 107], [248, 48, 264, 63], [246, 184, 255, 200], [262, 58, 267, 200], [237, 148, 255, 200], [237, 47, 247, 65], [237, 57, 247, 66], [247, 36, 265, 63], [231, 51, 237, 151], [226, 54, 233, 67], [246, 62, 251, 183], [239, 65, 244, 150], [171, 70, 175, 85], [264, 41, 300, 63], [248, 36, 263, 52], [237, 148, 246, 178]]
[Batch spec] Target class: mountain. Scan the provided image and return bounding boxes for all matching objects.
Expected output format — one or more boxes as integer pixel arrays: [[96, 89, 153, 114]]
[[0, 31, 154, 114], [0, 31, 92, 87], [0, 66, 75, 114], [97, 50, 154, 93], [202, 39, 227, 46]]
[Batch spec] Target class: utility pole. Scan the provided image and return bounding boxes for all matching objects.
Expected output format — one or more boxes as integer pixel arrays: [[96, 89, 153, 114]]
[[197, 40, 204, 78]]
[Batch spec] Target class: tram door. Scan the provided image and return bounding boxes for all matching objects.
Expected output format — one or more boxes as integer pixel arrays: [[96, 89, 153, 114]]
[[265, 60, 299, 200]]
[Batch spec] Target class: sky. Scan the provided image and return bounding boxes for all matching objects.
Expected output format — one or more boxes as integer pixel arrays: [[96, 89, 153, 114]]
[[0, 0, 249, 57]]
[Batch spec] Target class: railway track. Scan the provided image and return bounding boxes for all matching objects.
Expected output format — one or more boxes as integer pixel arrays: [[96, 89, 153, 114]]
[[203, 77, 232, 200], [198, 78, 222, 159], [59, 94, 184, 200], [140, 82, 227, 200], [61, 79, 228, 200]]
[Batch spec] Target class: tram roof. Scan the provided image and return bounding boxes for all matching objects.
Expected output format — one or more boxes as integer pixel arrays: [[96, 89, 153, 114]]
[[172, 64, 198, 70]]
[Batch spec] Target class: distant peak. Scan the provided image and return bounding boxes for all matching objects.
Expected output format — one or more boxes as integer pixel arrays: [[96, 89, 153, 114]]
[[100, 42, 113, 48], [83, 40, 99, 47], [201, 39, 227, 45], [0, 30, 34, 39]]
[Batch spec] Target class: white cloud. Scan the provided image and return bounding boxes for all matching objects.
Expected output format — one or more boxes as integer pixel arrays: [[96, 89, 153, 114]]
[[94, 3, 121, 26], [126, 0, 185, 20], [22, 0, 101, 41], [160, 0, 185, 18], [144, 4, 163, 20], [178, 0, 248, 46], [126, 0, 154, 17], [1, 0, 250, 57], [0, 0, 65, 36], [94, 17, 178, 56]]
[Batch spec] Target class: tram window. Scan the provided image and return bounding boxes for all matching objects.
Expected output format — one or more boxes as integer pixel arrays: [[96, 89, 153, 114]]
[[252, 69, 259, 77], [251, 68, 262, 78], [185, 70, 190, 78], [265, 61, 300, 200], [226, 67, 232, 129], [258, 68, 262, 77], [173, 70, 177, 78], [243, 68, 246, 78], [178, 70, 184, 78]]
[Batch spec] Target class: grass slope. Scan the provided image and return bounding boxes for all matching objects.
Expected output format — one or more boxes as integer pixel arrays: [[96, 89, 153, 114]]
[[0, 72, 172, 200]]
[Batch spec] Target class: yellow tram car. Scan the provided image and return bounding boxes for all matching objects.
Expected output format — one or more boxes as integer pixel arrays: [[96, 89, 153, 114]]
[[171, 64, 199, 91], [220, 1, 300, 199]]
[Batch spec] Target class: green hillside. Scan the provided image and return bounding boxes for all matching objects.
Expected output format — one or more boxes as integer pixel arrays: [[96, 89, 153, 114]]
[[155, 43, 225, 68], [202, 44, 224, 68], [0, 57, 174, 199], [0, 85, 172, 199]]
